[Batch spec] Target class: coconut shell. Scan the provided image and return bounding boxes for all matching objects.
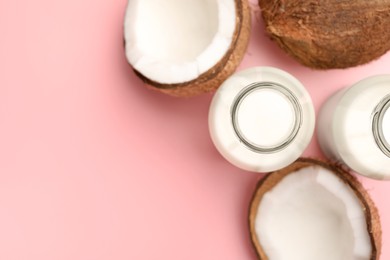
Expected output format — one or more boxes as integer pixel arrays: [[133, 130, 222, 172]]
[[249, 158, 381, 260], [133, 0, 251, 97], [259, 0, 390, 69]]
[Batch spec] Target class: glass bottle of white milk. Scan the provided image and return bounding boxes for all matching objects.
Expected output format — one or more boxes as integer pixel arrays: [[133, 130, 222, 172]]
[[318, 75, 390, 180], [209, 67, 315, 173]]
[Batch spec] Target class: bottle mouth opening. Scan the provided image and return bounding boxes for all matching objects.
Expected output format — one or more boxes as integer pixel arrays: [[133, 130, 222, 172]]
[[373, 94, 390, 157], [231, 82, 303, 154]]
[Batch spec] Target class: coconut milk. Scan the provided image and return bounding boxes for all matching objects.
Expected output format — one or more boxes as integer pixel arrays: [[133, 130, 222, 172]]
[[209, 67, 315, 173], [318, 75, 390, 180]]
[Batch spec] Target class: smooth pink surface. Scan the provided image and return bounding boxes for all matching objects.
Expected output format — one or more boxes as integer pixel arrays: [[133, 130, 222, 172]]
[[0, 0, 389, 259]]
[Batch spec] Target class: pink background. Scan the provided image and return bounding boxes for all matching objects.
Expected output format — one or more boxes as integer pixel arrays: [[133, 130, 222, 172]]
[[0, 0, 389, 259]]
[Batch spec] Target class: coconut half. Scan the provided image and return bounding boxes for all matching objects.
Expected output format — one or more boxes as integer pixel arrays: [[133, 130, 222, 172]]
[[249, 158, 381, 260], [258, 0, 390, 69], [124, 0, 251, 97]]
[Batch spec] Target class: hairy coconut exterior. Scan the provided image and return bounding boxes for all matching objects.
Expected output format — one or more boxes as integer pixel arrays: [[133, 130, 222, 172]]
[[133, 0, 251, 97], [259, 0, 390, 69], [249, 158, 381, 260]]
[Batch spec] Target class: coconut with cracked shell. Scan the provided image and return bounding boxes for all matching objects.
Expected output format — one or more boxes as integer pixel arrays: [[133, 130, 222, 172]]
[[249, 158, 381, 260], [124, 0, 251, 97], [259, 0, 390, 69]]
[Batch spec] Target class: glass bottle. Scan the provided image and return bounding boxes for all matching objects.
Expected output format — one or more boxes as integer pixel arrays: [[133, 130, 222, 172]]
[[318, 75, 390, 180], [209, 67, 315, 172]]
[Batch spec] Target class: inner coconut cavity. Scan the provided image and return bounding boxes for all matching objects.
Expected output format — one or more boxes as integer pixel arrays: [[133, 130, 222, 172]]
[[124, 0, 236, 84], [255, 166, 372, 260]]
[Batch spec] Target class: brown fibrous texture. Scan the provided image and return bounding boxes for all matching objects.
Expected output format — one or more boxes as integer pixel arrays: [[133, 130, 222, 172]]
[[134, 0, 251, 97], [248, 158, 382, 260], [259, 0, 390, 69]]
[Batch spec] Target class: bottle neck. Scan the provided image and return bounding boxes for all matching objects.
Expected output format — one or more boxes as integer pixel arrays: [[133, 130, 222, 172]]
[[231, 82, 302, 154], [372, 95, 390, 157]]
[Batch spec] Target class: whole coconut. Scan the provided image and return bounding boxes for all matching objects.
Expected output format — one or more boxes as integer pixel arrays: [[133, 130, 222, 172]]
[[259, 0, 390, 69]]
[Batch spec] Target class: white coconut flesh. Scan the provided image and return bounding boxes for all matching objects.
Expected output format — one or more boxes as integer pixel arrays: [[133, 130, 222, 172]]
[[255, 166, 372, 260], [124, 0, 236, 84]]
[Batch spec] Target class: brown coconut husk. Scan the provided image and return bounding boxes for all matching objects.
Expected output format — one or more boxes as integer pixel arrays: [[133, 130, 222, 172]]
[[133, 0, 251, 97], [259, 0, 390, 69], [249, 158, 381, 260]]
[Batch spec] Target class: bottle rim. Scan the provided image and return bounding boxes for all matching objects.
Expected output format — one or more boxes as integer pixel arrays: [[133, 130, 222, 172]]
[[373, 94, 390, 157]]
